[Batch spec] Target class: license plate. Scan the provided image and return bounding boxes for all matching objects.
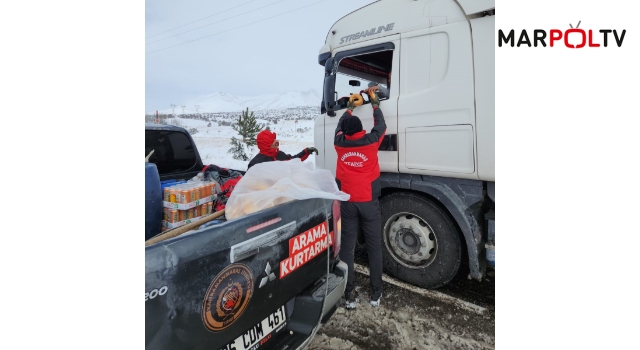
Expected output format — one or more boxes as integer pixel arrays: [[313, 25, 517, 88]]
[[221, 305, 287, 350]]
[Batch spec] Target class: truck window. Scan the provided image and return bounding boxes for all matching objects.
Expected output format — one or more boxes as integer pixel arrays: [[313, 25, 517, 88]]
[[334, 50, 393, 109], [145, 130, 197, 174]]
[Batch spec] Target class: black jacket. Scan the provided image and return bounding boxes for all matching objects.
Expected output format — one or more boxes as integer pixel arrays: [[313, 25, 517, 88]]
[[247, 149, 309, 170]]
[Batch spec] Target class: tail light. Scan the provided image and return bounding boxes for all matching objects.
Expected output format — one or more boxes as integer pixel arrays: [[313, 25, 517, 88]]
[[331, 200, 341, 258]]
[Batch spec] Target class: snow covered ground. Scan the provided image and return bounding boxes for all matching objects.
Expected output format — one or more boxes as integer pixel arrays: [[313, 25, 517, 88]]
[[308, 272, 495, 350], [157, 110, 317, 172]]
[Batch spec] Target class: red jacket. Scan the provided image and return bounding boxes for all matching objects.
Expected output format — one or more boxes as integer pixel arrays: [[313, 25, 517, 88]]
[[334, 107, 386, 202]]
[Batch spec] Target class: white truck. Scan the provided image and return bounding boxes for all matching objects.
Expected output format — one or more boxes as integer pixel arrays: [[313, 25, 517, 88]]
[[315, 0, 495, 288]]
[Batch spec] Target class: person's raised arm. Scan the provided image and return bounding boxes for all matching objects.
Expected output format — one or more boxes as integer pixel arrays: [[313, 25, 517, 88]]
[[334, 97, 357, 139], [367, 92, 387, 144]]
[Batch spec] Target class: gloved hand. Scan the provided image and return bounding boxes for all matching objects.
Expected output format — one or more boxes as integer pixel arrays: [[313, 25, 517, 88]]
[[306, 147, 319, 155], [347, 94, 363, 111], [347, 97, 356, 112], [368, 90, 380, 108]]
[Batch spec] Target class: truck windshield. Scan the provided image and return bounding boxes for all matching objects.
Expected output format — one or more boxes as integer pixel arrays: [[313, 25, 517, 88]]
[[145, 130, 197, 175], [334, 50, 393, 109]]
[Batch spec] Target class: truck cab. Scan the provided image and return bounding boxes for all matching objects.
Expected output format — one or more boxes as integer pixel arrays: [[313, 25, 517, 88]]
[[145, 123, 205, 182], [315, 0, 495, 288]]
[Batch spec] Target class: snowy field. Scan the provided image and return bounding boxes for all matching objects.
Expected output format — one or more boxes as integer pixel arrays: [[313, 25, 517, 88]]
[[156, 112, 317, 172]]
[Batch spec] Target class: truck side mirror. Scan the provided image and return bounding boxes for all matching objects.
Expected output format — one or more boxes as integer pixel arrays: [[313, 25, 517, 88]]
[[324, 57, 334, 74], [323, 74, 336, 116]]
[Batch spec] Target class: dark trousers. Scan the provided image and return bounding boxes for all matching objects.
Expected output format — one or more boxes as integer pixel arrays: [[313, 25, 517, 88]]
[[339, 200, 383, 293]]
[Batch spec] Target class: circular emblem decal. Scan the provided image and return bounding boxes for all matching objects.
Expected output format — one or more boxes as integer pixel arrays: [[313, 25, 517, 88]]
[[202, 264, 254, 332]]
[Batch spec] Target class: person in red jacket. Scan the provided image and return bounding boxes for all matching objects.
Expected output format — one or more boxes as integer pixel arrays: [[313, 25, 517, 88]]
[[334, 92, 386, 309], [247, 129, 318, 170]]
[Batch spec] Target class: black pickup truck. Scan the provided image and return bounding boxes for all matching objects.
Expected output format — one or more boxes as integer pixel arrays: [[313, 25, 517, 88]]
[[145, 123, 347, 350]]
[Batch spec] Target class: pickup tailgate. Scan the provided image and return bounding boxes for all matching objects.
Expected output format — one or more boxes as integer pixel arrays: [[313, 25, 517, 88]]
[[145, 198, 336, 350]]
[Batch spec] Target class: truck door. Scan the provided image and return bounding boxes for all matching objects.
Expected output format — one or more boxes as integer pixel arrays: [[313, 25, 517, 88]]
[[397, 21, 477, 178], [145, 198, 334, 350], [322, 36, 400, 176]]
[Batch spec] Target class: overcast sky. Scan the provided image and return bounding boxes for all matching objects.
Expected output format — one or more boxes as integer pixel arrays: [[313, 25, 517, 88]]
[[145, 0, 375, 113]]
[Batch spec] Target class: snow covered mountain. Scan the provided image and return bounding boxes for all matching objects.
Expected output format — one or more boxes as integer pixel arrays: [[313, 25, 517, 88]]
[[250, 90, 321, 110], [154, 90, 322, 114]]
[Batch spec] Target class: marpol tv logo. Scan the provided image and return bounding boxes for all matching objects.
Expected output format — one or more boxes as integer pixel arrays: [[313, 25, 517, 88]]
[[499, 21, 627, 48]]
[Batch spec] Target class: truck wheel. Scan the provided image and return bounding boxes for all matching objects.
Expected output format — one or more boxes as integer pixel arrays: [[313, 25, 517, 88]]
[[380, 192, 461, 289]]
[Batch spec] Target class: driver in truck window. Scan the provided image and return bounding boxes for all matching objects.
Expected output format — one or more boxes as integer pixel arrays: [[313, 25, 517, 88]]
[[247, 129, 319, 170], [334, 91, 386, 309]]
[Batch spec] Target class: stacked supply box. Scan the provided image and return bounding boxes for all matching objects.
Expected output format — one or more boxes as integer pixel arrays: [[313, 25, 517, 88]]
[[162, 181, 217, 230]]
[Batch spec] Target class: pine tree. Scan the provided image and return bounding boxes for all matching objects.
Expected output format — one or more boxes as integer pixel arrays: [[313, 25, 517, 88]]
[[228, 137, 248, 161], [232, 108, 264, 147]]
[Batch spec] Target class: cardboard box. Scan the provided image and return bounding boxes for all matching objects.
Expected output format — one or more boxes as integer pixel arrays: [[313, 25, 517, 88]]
[[162, 215, 206, 229]]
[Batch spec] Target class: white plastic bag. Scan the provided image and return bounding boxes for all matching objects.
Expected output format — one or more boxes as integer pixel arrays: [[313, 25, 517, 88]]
[[225, 159, 350, 220]]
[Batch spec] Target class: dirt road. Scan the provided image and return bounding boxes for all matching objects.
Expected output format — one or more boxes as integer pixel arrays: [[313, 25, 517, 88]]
[[308, 268, 495, 350]]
